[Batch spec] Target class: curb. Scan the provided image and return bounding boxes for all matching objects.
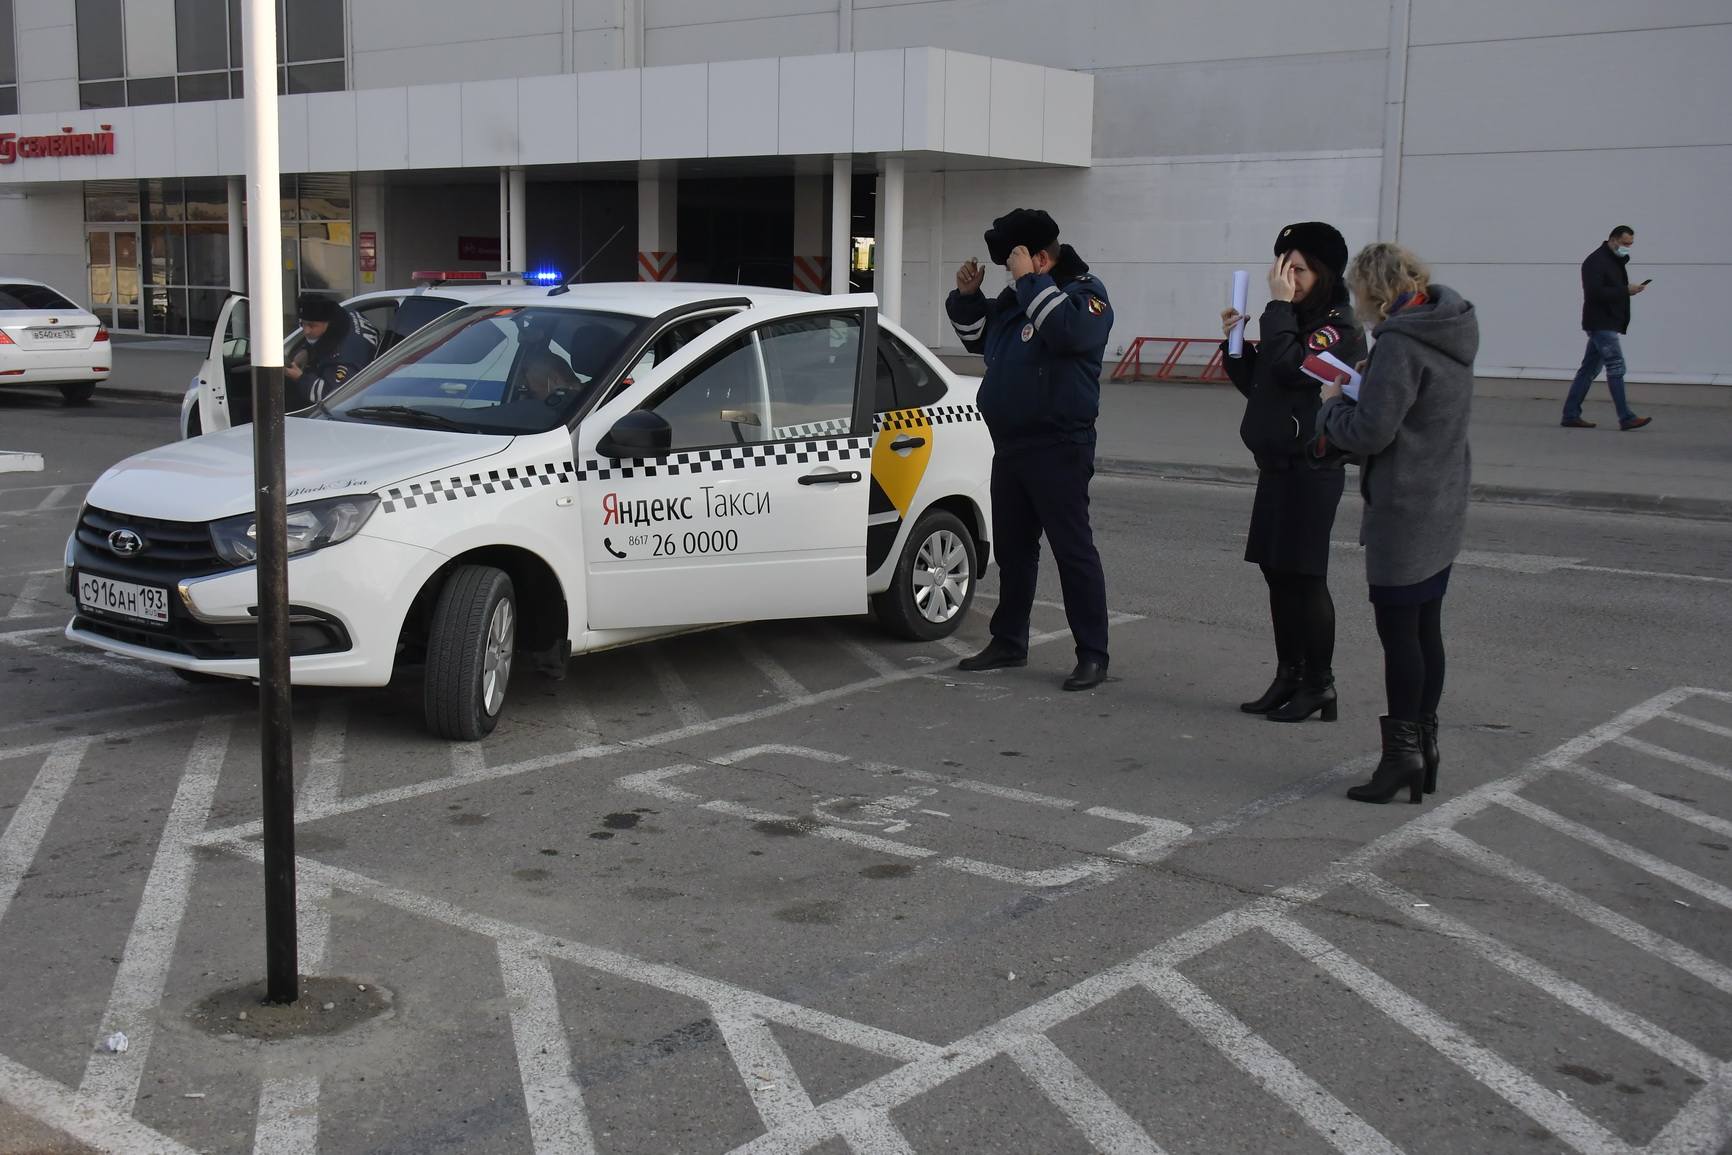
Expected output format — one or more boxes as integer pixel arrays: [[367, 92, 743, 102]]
[[96, 385, 187, 404], [1096, 457, 1732, 523]]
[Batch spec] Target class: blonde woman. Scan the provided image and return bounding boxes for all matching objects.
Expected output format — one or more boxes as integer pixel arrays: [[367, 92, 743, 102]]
[[1317, 243, 1477, 804]]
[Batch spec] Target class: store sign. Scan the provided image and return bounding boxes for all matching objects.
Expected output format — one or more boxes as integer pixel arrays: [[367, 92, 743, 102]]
[[458, 236, 500, 262], [0, 125, 118, 164], [357, 231, 377, 272]]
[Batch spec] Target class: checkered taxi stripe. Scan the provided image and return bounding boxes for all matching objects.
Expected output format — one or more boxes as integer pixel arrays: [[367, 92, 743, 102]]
[[876, 403, 980, 432], [380, 462, 575, 512], [573, 438, 872, 483]]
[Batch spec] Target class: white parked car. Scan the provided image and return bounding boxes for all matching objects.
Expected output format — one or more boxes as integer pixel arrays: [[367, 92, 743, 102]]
[[69, 283, 993, 739], [0, 278, 112, 405], [181, 274, 522, 438]]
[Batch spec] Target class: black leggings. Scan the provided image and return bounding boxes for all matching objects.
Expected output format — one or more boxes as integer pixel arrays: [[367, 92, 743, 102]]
[[1374, 599, 1446, 723], [1261, 567, 1335, 676]]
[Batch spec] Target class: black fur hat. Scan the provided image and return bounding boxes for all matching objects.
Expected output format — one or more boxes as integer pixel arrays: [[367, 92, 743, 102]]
[[296, 292, 342, 324], [1274, 222, 1349, 280], [984, 208, 1060, 266]]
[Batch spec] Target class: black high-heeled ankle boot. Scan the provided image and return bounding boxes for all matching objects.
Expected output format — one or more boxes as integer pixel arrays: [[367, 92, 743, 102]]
[[1240, 663, 1299, 714], [1347, 717, 1426, 804], [1266, 667, 1338, 723], [1420, 714, 1439, 794]]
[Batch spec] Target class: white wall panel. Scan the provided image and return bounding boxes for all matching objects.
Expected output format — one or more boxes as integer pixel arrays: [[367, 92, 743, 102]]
[[18, 80, 78, 116], [173, 101, 220, 176], [987, 58, 1043, 163], [355, 87, 410, 170], [851, 48, 902, 154], [214, 101, 247, 175], [91, 107, 135, 180], [646, 0, 837, 24], [707, 58, 778, 157], [517, 74, 579, 165], [276, 94, 310, 174], [898, 47, 940, 152], [13, 0, 72, 31], [573, 0, 624, 32], [406, 83, 463, 168], [640, 63, 707, 160], [1411, 0, 1730, 44], [14, 23, 75, 84], [129, 104, 179, 179], [352, 37, 565, 90], [124, 0, 178, 77], [14, 113, 61, 183], [0, 186, 86, 306], [940, 51, 989, 157], [572, 28, 623, 71], [1042, 67, 1093, 168], [646, 12, 837, 66], [577, 68, 642, 161], [54, 110, 105, 183], [460, 79, 520, 167], [351, 0, 565, 51], [778, 52, 852, 155], [304, 93, 358, 173]]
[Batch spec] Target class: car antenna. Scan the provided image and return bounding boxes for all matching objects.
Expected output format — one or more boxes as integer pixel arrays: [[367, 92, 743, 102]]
[[548, 225, 627, 296]]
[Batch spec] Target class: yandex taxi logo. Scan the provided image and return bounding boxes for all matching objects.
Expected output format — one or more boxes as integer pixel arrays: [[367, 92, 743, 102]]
[[0, 125, 118, 164]]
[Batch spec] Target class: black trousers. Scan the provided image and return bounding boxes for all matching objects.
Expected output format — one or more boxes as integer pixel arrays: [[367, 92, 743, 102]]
[[988, 442, 1109, 665], [1374, 598, 1446, 722], [1261, 566, 1335, 676]]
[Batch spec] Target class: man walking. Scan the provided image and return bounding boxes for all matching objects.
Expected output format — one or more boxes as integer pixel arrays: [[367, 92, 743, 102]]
[[1562, 226, 1651, 431], [946, 209, 1114, 691]]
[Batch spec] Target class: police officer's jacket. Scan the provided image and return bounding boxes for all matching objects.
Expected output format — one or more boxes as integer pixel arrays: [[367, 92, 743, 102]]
[[1222, 298, 1365, 472], [293, 309, 380, 409], [945, 246, 1113, 451]]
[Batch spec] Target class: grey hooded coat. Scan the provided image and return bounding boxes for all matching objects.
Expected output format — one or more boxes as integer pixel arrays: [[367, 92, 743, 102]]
[[1317, 285, 1478, 588]]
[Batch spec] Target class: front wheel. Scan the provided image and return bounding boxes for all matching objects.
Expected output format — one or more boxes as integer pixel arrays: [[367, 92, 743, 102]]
[[59, 382, 97, 406], [871, 509, 978, 641], [423, 565, 517, 740]]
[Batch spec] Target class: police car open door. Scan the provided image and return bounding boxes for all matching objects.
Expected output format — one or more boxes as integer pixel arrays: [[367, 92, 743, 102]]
[[577, 298, 878, 631], [195, 295, 249, 434]]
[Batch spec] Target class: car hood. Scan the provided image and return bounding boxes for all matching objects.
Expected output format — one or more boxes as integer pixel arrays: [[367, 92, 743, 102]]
[[86, 417, 516, 521]]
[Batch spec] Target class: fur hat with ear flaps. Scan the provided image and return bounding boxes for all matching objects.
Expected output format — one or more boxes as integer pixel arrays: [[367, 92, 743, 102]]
[[984, 208, 1060, 266], [1274, 221, 1349, 280]]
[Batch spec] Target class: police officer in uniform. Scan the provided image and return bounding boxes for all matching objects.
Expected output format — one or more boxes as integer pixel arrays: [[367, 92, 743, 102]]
[[946, 209, 1114, 691], [285, 293, 379, 410]]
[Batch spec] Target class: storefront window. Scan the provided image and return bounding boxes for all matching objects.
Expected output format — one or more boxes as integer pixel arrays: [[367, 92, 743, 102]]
[[75, 0, 124, 80]]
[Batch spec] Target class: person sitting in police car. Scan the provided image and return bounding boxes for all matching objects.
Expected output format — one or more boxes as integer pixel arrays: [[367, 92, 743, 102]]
[[285, 292, 379, 410], [945, 208, 1115, 692]]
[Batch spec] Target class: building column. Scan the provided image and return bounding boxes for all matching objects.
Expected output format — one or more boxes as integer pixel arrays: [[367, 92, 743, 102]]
[[227, 177, 245, 292], [830, 155, 852, 295], [637, 171, 678, 282], [878, 157, 904, 324], [354, 173, 385, 287], [792, 175, 827, 294], [498, 168, 510, 268], [509, 166, 527, 274]]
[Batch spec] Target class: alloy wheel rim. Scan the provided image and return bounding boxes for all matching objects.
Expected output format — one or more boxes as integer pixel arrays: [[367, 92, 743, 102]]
[[912, 529, 970, 624], [481, 598, 515, 716]]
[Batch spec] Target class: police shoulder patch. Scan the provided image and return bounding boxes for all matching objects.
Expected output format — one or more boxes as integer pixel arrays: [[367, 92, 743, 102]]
[[333, 366, 349, 383], [1020, 322, 1035, 342], [1307, 326, 1340, 351], [1087, 296, 1106, 316]]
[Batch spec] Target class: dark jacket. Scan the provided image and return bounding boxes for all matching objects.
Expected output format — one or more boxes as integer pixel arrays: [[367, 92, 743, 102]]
[[1318, 285, 1478, 587], [1222, 299, 1365, 471], [1580, 243, 1632, 334], [292, 309, 379, 409], [945, 246, 1113, 451]]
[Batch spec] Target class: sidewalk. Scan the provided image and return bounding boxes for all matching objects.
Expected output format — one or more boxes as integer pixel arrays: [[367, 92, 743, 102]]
[[1095, 382, 1732, 520]]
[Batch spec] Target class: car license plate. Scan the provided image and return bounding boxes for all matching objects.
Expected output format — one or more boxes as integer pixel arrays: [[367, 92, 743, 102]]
[[77, 573, 170, 623], [33, 327, 79, 341]]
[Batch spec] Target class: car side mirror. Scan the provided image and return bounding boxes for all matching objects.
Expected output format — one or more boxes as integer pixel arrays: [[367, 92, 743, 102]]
[[597, 409, 673, 460]]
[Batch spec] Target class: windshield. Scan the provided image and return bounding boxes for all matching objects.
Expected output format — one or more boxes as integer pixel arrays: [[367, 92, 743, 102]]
[[323, 305, 644, 434]]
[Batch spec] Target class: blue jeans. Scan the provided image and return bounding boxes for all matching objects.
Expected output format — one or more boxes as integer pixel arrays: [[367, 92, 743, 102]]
[[1563, 330, 1635, 423]]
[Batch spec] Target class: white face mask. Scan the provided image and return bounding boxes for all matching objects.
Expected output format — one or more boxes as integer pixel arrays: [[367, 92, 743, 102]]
[[1614, 245, 1631, 258]]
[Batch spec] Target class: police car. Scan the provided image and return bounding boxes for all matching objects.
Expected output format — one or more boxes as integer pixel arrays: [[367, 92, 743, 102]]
[[70, 283, 993, 739], [181, 272, 526, 439]]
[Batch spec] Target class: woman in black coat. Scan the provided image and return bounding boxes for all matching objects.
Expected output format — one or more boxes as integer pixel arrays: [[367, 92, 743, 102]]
[[1221, 222, 1366, 723]]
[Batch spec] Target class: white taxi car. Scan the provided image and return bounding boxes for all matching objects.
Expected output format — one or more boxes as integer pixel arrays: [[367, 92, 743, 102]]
[[68, 283, 993, 739], [0, 278, 112, 404]]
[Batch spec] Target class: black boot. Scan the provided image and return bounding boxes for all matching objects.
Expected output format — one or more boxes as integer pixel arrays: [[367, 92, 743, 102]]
[[1420, 714, 1439, 795], [957, 638, 1028, 672], [1266, 667, 1338, 723], [1240, 663, 1299, 714], [1347, 717, 1426, 804]]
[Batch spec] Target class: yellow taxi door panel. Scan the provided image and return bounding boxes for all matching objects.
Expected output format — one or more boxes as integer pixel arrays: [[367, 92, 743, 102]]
[[871, 409, 934, 517]]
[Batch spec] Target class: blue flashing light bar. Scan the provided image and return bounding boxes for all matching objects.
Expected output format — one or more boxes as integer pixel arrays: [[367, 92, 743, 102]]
[[527, 268, 564, 285]]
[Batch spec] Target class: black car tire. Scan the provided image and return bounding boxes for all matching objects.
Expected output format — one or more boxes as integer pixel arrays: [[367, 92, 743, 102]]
[[872, 509, 978, 641], [59, 382, 97, 406], [423, 565, 516, 741]]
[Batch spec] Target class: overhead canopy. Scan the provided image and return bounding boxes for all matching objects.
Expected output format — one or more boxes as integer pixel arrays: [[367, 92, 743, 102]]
[[0, 48, 1094, 186]]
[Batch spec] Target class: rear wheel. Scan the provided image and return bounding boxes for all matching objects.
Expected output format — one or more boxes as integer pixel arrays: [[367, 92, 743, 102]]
[[872, 509, 978, 641], [423, 565, 516, 740], [59, 382, 97, 406]]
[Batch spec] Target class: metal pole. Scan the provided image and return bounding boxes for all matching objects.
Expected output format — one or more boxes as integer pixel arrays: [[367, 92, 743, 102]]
[[243, 0, 296, 1005], [879, 157, 904, 324], [226, 177, 245, 292]]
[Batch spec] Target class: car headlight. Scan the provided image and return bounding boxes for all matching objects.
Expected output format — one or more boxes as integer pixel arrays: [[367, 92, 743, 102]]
[[210, 494, 380, 566]]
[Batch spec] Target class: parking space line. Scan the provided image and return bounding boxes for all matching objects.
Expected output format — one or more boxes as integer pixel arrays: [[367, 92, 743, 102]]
[[730, 633, 810, 700], [832, 630, 904, 678], [1616, 735, 1732, 783], [933, 635, 974, 658], [1261, 913, 1633, 1155], [1142, 967, 1400, 1155], [4, 570, 56, 619], [78, 718, 232, 1115], [832, 1113, 918, 1155], [3, 632, 179, 685], [498, 942, 598, 1155], [643, 647, 706, 727], [29, 485, 74, 512], [1431, 829, 1732, 996], [1566, 763, 1732, 840], [0, 739, 91, 928], [715, 1013, 823, 1134], [1006, 1034, 1169, 1155], [0, 716, 213, 769], [1647, 1067, 1732, 1155], [0, 1050, 201, 1155], [250, 1073, 319, 1155], [1661, 710, 1732, 743], [1498, 793, 1732, 910], [1352, 872, 1719, 1078]]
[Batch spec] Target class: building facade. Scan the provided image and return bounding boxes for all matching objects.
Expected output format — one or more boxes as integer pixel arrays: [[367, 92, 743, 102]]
[[1, 0, 1726, 384]]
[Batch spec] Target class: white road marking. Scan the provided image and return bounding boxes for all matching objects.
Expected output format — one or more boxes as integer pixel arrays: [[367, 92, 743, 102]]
[[731, 632, 810, 700], [934, 635, 974, 658], [3, 632, 179, 684], [0, 698, 213, 738], [1353, 872, 1718, 1078], [715, 1013, 821, 1133], [1566, 763, 1732, 840], [78, 717, 231, 1115], [498, 942, 597, 1155], [832, 1113, 919, 1155], [1662, 709, 1732, 742], [0, 739, 90, 927], [5, 569, 56, 619], [0, 1050, 201, 1155], [1615, 734, 1732, 782], [643, 646, 706, 727], [1648, 1067, 1732, 1155], [1006, 1034, 1168, 1155], [1333, 540, 1732, 586], [1142, 968, 1399, 1155], [1566, 562, 1732, 586], [30, 485, 74, 512], [1498, 792, 1732, 910], [251, 1074, 319, 1155], [0, 716, 212, 765], [832, 630, 903, 678]]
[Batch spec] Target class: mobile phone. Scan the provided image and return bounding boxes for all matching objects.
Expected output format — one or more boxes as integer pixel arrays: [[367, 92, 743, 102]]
[[1641, 279, 1653, 285]]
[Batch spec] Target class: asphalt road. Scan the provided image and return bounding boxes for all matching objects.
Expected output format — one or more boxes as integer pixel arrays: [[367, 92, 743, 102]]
[[3, 388, 1731, 1155]]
